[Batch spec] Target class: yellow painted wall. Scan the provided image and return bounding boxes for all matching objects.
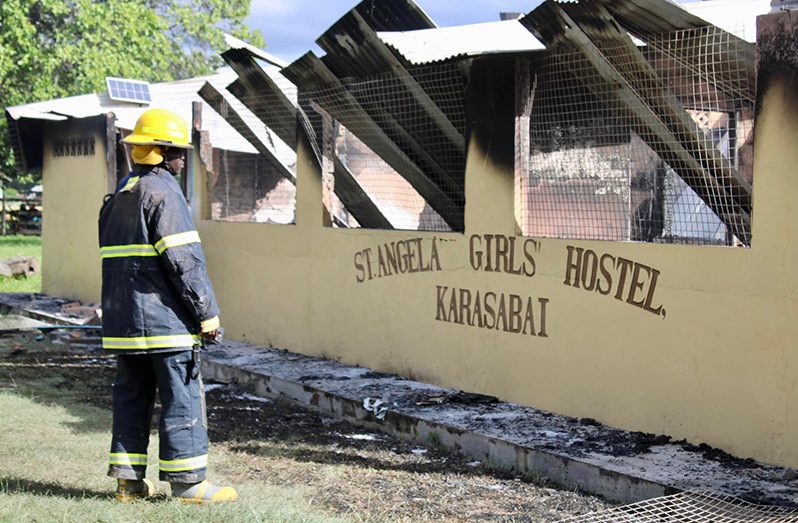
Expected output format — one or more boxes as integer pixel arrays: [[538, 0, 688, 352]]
[[191, 28, 798, 470], [191, 126, 797, 469], [41, 119, 108, 303], [38, 13, 798, 469]]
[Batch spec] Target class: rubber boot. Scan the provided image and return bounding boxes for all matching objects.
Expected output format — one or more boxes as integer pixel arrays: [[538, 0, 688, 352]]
[[115, 478, 156, 502], [171, 480, 238, 504]]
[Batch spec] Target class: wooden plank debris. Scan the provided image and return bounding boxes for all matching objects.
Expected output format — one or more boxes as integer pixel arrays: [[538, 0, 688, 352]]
[[0, 256, 39, 278]]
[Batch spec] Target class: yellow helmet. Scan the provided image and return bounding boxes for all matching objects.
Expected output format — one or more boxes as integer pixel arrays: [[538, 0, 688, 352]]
[[123, 108, 192, 149]]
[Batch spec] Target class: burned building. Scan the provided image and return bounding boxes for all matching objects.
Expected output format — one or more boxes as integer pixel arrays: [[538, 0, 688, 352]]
[[8, 0, 798, 476]]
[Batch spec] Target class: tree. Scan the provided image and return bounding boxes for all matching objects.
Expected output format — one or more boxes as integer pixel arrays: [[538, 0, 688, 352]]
[[0, 0, 264, 187]]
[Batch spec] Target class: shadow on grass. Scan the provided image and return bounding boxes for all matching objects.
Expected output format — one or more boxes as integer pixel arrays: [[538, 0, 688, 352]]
[[0, 477, 112, 500], [207, 393, 547, 485], [1, 374, 112, 435], [0, 340, 115, 436], [229, 442, 480, 476]]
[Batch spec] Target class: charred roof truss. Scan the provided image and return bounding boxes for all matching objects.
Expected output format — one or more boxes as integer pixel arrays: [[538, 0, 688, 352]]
[[520, 0, 754, 245]]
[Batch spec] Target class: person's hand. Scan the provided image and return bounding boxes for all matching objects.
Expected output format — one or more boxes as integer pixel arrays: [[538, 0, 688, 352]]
[[200, 316, 220, 341], [200, 328, 219, 341]]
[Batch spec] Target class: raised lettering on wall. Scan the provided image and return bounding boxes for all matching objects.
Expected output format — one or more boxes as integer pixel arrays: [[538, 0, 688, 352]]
[[563, 245, 666, 318]]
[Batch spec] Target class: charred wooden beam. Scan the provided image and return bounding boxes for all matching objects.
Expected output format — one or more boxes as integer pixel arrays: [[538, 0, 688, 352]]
[[198, 82, 296, 184], [593, 0, 756, 102], [319, 112, 393, 229], [284, 53, 464, 231], [332, 155, 393, 229], [351, 0, 435, 32], [221, 48, 297, 150], [317, 9, 465, 154], [522, 1, 752, 244]]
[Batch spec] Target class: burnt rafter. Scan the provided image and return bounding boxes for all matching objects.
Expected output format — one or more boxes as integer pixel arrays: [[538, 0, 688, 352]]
[[221, 49, 297, 150], [332, 155, 394, 229], [521, 1, 752, 245], [594, 0, 756, 104], [599, 0, 756, 103], [315, 1, 466, 191], [351, 0, 435, 32], [283, 52, 464, 231], [198, 82, 296, 184], [316, 111, 393, 229], [318, 8, 464, 150]]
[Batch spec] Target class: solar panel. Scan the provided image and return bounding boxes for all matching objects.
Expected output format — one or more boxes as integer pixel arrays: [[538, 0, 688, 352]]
[[106, 77, 152, 104]]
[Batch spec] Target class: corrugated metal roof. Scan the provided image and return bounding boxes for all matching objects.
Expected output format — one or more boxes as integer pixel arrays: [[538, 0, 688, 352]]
[[581, 0, 712, 36], [317, 0, 436, 78], [377, 20, 546, 65], [5, 71, 261, 154]]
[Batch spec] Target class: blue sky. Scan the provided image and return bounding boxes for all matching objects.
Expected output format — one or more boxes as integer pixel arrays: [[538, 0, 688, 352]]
[[246, 0, 546, 61]]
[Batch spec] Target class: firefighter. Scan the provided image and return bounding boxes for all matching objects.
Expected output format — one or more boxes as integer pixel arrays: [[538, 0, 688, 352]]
[[99, 108, 237, 503]]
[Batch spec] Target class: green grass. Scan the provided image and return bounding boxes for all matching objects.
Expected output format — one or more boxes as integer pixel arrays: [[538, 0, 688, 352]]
[[0, 235, 41, 294], [0, 364, 347, 522]]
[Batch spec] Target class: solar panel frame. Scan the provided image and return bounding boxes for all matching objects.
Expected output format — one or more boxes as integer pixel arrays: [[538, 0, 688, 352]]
[[106, 77, 152, 104]]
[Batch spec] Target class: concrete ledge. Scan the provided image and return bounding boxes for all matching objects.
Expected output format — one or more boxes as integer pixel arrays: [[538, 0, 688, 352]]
[[201, 341, 798, 506], [2, 292, 796, 505]]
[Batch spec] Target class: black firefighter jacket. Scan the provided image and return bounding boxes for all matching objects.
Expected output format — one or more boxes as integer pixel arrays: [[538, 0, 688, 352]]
[[98, 165, 219, 353]]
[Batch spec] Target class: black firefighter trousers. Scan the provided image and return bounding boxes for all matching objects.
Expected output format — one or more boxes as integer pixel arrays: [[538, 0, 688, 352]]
[[107, 349, 208, 483]]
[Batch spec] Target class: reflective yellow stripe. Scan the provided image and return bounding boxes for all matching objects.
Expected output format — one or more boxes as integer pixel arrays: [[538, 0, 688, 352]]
[[100, 244, 158, 259], [194, 481, 209, 501], [154, 231, 201, 254], [102, 334, 200, 350], [121, 176, 140, 192], [159, 454, 208, 472], [109, 452, 148, 466]]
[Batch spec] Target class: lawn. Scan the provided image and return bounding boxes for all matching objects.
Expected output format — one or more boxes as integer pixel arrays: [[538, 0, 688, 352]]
[[0, 327, 608, 522], [0, 235, 41, 294], [0, 333, 347, 523]]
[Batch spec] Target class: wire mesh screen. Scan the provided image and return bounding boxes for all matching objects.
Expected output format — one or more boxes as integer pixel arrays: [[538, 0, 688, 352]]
[[518, 26, 754, 246], [209, 148, 296, 224], [228, 62, 299, 150], [557, 491, 798, 523], [298, 63, 466, 231], [333, 124, 450, 230]]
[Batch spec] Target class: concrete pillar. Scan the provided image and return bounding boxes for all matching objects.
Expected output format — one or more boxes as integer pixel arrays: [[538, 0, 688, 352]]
[[754, 10, 798, 466], [294, 133, 328, 229], [464, 56, 518, 236]]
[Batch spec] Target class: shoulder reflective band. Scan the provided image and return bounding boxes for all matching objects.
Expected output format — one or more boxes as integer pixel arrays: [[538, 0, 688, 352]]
[[159, 454, 208, 473], [109, 452, 148, 467], [154, 230, 201, 254], [102, 334, 200, 350], [121, 176, 140, 192], [100, 244, 158, 259]]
